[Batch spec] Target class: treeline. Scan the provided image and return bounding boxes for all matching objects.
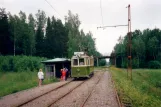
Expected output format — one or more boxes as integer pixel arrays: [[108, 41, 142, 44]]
[[111, 29, 161, 68], [0, 8, 106, 65]]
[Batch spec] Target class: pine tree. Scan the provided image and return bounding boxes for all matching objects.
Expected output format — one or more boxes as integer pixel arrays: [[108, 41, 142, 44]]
[[0, 8, 13, 55]]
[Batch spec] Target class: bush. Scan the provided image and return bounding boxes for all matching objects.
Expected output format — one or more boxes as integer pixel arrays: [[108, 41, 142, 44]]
[[0, 56, 47, 72], [148, 61, 161, 69], [132, 58, 140, 68], [99, 59, 107, 66]]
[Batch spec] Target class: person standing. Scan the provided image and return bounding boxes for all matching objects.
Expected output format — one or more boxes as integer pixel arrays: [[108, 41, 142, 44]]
[[65, 67, 68, 81], [38, 69, 44, 86], [62, 68, 66, 81], [60, 69, 63, 80]]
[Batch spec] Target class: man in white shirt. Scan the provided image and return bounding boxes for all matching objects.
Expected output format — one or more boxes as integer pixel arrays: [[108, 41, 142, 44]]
[[38, 69, 44, 86]]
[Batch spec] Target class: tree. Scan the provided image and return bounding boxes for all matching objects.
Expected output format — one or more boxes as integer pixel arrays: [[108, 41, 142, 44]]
[[65, 10, 81, 58], [54, 19, 67, 57], [83, 32, 96, 56], [112, 28, 161, 68], [132, 37, 145, 67], [147, 36, 159, 60], [0, 8, 13, 55], [0, 8, 102, 66], [28, 14, 36, 55], [35, 10, 46, 57], [19, 11, 31, 55], [45, 17, 53, 58]]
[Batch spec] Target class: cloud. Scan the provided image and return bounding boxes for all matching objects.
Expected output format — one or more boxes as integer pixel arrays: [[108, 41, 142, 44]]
[[67, 0, 98, 3], [2, 0, 15, 3]]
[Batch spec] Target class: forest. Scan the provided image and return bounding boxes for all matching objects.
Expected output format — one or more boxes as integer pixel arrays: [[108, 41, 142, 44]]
[[111, 29, 161, 68], [0, 8, 106, 66]]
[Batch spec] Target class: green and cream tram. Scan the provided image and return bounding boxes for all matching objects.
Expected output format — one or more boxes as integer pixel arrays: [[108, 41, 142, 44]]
[[71, 52, 94, 78]]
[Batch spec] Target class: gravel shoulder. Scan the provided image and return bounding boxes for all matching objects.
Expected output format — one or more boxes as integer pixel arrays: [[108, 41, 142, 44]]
[[84, 71, 119, 107]]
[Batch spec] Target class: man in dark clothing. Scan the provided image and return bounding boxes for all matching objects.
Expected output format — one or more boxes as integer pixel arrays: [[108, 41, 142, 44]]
[[65, 67, 68, 81]]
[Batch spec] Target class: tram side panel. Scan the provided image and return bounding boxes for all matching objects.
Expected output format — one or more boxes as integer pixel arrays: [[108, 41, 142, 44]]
[[71, 66, 94, 78]]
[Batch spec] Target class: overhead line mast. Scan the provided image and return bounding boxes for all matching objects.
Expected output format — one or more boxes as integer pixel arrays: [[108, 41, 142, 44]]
[[97, 4, 132, 80], [100, 0, 104, 26]]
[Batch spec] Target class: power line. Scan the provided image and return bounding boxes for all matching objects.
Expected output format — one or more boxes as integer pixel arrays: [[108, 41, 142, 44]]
[[44, 0, 63, 19], [44, 0, 79, 27], [100, 0, 104, 26], [44, 0, 77, 24]]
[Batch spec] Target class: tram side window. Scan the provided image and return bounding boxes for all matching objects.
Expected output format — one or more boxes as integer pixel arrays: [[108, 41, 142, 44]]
[[90, 58, 94, 66], [73, 59, 78, 66], [86, 58, 89, 65], [79, 58, 84, 65]]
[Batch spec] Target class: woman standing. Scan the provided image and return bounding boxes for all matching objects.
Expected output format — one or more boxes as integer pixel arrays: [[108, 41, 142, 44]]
[[38, 69, 44, 86]]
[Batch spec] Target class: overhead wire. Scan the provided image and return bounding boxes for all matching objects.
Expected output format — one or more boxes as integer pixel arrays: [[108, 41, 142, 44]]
[[44, 0, 63, 20], [43, 0, 77, 24], [100, 0, 104, 26]]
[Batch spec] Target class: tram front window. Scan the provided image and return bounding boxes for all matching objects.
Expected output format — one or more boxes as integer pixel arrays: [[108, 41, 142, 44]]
[[79, 58, 84, 65], [73, 59, 78, 66]]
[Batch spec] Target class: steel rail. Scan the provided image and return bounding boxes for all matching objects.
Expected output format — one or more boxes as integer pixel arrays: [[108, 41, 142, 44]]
[[48, 80, 87, 107]]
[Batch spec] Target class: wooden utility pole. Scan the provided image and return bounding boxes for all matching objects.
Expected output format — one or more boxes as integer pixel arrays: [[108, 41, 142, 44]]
[[127, 4, 132, 80], [97, 4, 132, 80]]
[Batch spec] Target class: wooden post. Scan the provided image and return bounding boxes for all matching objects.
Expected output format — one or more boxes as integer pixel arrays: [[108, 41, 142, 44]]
[[54, 64, 56, 78], [97, 58, 99, 67], [115, 57, 116, 67]]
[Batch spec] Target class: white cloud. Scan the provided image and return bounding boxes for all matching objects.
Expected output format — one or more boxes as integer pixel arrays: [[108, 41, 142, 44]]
[[2, 0, 15, 3]]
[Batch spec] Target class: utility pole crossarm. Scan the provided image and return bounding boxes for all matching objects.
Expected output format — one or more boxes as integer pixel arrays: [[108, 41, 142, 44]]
[[97, 24, 128, 29], [97, 4, 132, 80]]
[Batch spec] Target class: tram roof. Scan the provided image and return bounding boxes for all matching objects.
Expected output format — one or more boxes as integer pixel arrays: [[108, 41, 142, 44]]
[[71, 55, 93, 59], [41, 58, 70, 63]]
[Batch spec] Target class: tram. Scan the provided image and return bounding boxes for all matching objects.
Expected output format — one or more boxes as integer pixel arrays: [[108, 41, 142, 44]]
[[71, 52, 94, 78]]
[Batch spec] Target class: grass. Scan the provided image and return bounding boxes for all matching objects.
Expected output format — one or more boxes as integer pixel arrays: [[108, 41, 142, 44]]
[[94, 66, 108, 71], [0, 71, 58, 97], [109, 66, 161, 107]]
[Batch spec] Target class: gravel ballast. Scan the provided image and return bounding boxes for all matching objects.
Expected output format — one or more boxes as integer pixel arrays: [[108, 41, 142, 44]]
[[51, 71, 104, 107]]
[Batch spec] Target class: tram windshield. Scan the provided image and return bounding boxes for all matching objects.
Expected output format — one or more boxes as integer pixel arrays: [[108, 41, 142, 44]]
[[73, 59, 78, 66], [79, 58, 84, 65]]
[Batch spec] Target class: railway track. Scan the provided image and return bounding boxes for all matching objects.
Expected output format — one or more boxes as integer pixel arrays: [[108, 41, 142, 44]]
[[81, 72, 104, 107], [1, 71, 114, 107], [20, 80, 86, 107], [17, 79, 73, 107], [48, 80, 87, 107], [0, 80, 73, 107], [49, 72, 104, 107]]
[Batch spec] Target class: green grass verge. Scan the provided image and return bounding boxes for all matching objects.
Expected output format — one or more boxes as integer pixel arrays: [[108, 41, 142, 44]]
[[109, 67, 161, 107], [94, 66, 108, 71], [0, 71, 58, 97]]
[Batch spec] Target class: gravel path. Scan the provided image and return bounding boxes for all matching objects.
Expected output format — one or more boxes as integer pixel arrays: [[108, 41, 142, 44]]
[[21, 81, 84, 107], [0, 80, 72, 107], [84, 71, 119, 107], [51, 71, 104, 107]]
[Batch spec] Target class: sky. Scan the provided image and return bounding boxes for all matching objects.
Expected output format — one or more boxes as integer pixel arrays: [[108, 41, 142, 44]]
[[1, 0, 161, 56]]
